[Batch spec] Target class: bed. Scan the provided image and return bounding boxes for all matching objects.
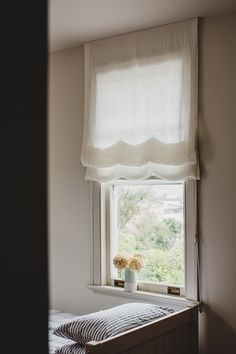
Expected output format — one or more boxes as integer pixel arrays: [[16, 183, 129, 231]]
[[49, 310, 79, 354], [49, 303, 199, 354]]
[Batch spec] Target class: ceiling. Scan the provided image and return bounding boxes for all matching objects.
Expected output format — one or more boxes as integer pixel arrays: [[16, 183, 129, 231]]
[[49, 0, 236, 52]]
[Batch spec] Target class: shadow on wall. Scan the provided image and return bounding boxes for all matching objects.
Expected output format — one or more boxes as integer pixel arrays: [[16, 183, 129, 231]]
[[197, 110, 214, 179], [199, 303, 236, 354]]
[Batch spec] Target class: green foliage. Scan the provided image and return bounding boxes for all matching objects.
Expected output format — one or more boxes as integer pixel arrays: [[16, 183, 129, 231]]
[[117, 186, 184, 286], [164, 218, 182, 239], [151, 218, 182, 251], [117, 188, 151, 231]]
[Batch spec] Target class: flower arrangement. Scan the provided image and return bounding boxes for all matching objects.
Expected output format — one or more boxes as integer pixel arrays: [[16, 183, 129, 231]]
[[113, 253, 145, 273]]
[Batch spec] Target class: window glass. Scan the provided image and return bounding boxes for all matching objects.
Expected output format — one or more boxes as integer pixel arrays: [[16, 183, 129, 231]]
[[112, 183, 184, 287]]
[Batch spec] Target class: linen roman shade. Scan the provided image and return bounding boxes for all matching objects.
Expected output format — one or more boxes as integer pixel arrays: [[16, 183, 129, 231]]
[[81, 19, 199, 182]]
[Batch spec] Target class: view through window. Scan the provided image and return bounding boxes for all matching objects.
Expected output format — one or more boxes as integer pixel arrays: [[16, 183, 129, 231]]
[[111, 183, 184, 287]]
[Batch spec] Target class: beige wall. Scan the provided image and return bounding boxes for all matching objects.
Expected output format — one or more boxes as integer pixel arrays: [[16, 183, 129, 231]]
[[48, 46, 131, 314], [198, 12, 236, 354], [49, 11, 236, 353], [48, 46, 91, 313]]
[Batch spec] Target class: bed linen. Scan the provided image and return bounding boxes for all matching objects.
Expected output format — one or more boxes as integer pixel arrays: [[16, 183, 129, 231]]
[[54, 343, 85, 354], [49, 310, 83, 354], [53, 303, 175, 344], [49, 304, 175, 354]]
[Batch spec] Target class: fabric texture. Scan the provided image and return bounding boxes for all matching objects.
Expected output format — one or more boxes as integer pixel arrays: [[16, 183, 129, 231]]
[[53, 303, 174, 345], [49, 310, 79, 354], [81, 19, 199, 181], [49, 333, 76, 354], [49, 310, 80, 332], [55, 343, 85, 354]]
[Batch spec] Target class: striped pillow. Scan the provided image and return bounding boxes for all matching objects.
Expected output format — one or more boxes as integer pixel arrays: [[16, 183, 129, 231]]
[[53, 303, 174, 345], [55, 343, 85, 354]]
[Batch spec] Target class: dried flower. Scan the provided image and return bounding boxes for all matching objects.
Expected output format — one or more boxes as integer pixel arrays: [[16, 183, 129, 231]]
[[113, 252, 145, 272], [129, 256, 144, 272], [113, 254, 130, 269]]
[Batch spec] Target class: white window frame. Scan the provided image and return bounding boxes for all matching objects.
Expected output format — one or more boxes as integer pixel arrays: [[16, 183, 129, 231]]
[[90, 180, 198, 301]]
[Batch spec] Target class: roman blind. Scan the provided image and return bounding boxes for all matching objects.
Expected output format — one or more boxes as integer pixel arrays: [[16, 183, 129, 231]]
[[81, 19, 199, 182]]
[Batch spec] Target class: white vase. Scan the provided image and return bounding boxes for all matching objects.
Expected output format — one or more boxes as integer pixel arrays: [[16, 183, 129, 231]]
[[124, 268, 137, 292]]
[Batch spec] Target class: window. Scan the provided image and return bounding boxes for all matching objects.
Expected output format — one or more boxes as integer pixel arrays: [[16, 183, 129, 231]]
[[82, 19, 199, 301], [96, 180, 197, 300], [110, 182, 185, 293]]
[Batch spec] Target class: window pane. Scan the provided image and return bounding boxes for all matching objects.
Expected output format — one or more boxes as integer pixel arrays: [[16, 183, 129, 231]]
[[114, 183, 184, 287]]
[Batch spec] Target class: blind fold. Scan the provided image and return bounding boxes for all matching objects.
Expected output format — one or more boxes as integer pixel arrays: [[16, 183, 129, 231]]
[[81, 19, 199, 182]]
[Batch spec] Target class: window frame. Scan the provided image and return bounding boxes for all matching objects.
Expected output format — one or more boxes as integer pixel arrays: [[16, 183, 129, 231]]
[[90, 179, 198, 301]]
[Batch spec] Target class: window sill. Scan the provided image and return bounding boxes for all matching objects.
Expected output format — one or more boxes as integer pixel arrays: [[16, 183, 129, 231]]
[[87, 285, 198, 310]]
